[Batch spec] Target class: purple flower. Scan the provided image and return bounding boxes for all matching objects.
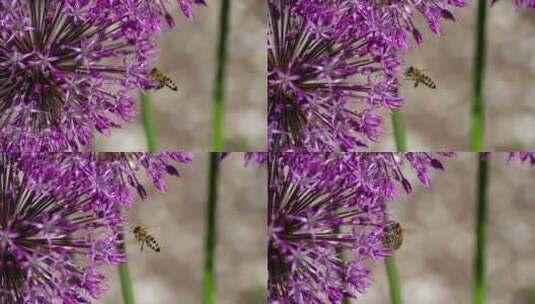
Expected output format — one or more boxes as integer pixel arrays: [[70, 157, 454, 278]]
[[21, 152, 192, 209], [157, 0, 207, 27], [245, 152, 268, 166], [507, 152, 535, 164], [492, 0, 535, 9], [268, 0, 403, 152], [369, 0, 465, 47], [0, 153, 125, 303], [0, 1, 170, 151], [268, 152, 451, 303]]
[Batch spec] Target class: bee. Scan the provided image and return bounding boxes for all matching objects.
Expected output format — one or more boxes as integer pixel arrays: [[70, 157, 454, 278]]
[[404, 66, 437, 89], [150, 68, 178, 91], [133, 225, 161, 253], [382, 221, 403, 251]]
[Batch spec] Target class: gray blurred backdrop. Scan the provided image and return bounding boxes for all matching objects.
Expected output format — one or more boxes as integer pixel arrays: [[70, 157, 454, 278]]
[[102, 153, 267, 304], [94, 2, 266, 152], [372, 2, 535, 151], [358, 153, 535, 304]]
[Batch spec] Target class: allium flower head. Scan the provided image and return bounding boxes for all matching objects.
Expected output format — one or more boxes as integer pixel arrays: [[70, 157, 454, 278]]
[[368, 0, 465, 48], [268, 0, 403, 151], [268, 152, 451, 303], [0, 153, 125, 303], [0, 1, 183, 151]]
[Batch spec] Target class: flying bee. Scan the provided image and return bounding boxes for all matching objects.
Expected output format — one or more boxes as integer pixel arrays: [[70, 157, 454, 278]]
[[382, 221, 403, 251], [404, 66, 437, 89], [150, 68, 178, 91], [133, 225, 161, 253]]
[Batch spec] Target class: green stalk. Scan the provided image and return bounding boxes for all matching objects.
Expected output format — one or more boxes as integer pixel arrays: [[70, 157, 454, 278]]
[[385, 257, 402, 304], [141, 93, 159, 152], [203, 153, 221, 304], [391, 108, 407, 152], [470, 0, 487, 151], [473, 153, 489, 304], [384, 98, 406, 304], [212, 0, 231, 151], [116, 93, 160, 304], [117, 232, 135, 304]]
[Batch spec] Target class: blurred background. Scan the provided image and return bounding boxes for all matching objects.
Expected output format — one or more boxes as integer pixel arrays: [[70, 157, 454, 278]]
[[372, 2, 535, 151], [357, 153, 535, 304], [102, 153, 267, 304], [94, 2, 266, 152]]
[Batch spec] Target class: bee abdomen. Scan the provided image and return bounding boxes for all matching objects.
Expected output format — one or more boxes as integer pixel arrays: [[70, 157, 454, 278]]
[[146, 237, 161, 252]]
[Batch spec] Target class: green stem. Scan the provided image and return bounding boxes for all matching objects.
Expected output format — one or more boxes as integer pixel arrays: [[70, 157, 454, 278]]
[[385, 257, 403, 304], [212, 0, 231, 151], [473, 153, 489, 304], [470, 0, 487, 151], [391, 108, 407, 152], [203, 153, 221, 304], [117, 233, 135, 304], [141, 93, 159, 152], [116, 93, 159, 303], [384, 104, 406, 304]]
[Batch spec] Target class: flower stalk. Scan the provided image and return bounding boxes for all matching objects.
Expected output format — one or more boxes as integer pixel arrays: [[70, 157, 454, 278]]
[[392, 109, 408, 152], [473, 153, 489, 304], [470, 0, 487, 151], [116, 93, 161, 303], [385, 257, 403, 304], [118, 232, 136, 304], [204, 153, 221, 304], [141, 93, 160, 152], [212, 0, 231, 151], [387, 101, 406, 304]]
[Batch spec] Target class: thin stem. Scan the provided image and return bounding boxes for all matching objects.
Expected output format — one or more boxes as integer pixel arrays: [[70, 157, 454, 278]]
[[470, 0, 487, 151], [385, 257, 402, 304], [141, 93, 159, 152], [473, 153, 489, 304], [116, 93, 159, 303], [391, 108, 407, 152], [212, 0, 231, 151], [117, 232, 135, 304], [385, 103, 406, 304], [203, 153, 221, 304]]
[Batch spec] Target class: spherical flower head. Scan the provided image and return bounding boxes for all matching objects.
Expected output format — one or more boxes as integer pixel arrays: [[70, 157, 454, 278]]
[[267, 152, 452, 303], [0, 153, 125, 303], [367, 0, 465, 48], [0, 1, 166, 151], [268, 0, 403, 151]]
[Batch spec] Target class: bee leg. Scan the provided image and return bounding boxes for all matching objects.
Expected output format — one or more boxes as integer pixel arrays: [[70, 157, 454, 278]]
[[414, 81, 419, 88]]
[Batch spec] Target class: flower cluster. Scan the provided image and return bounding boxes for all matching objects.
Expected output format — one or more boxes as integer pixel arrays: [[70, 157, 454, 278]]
[[0, 0, 203, 152], [369, 0, 465, 48], [268, 0, 464, 151], [268, 152, 451, 303], [0, 152, 189, 302]]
